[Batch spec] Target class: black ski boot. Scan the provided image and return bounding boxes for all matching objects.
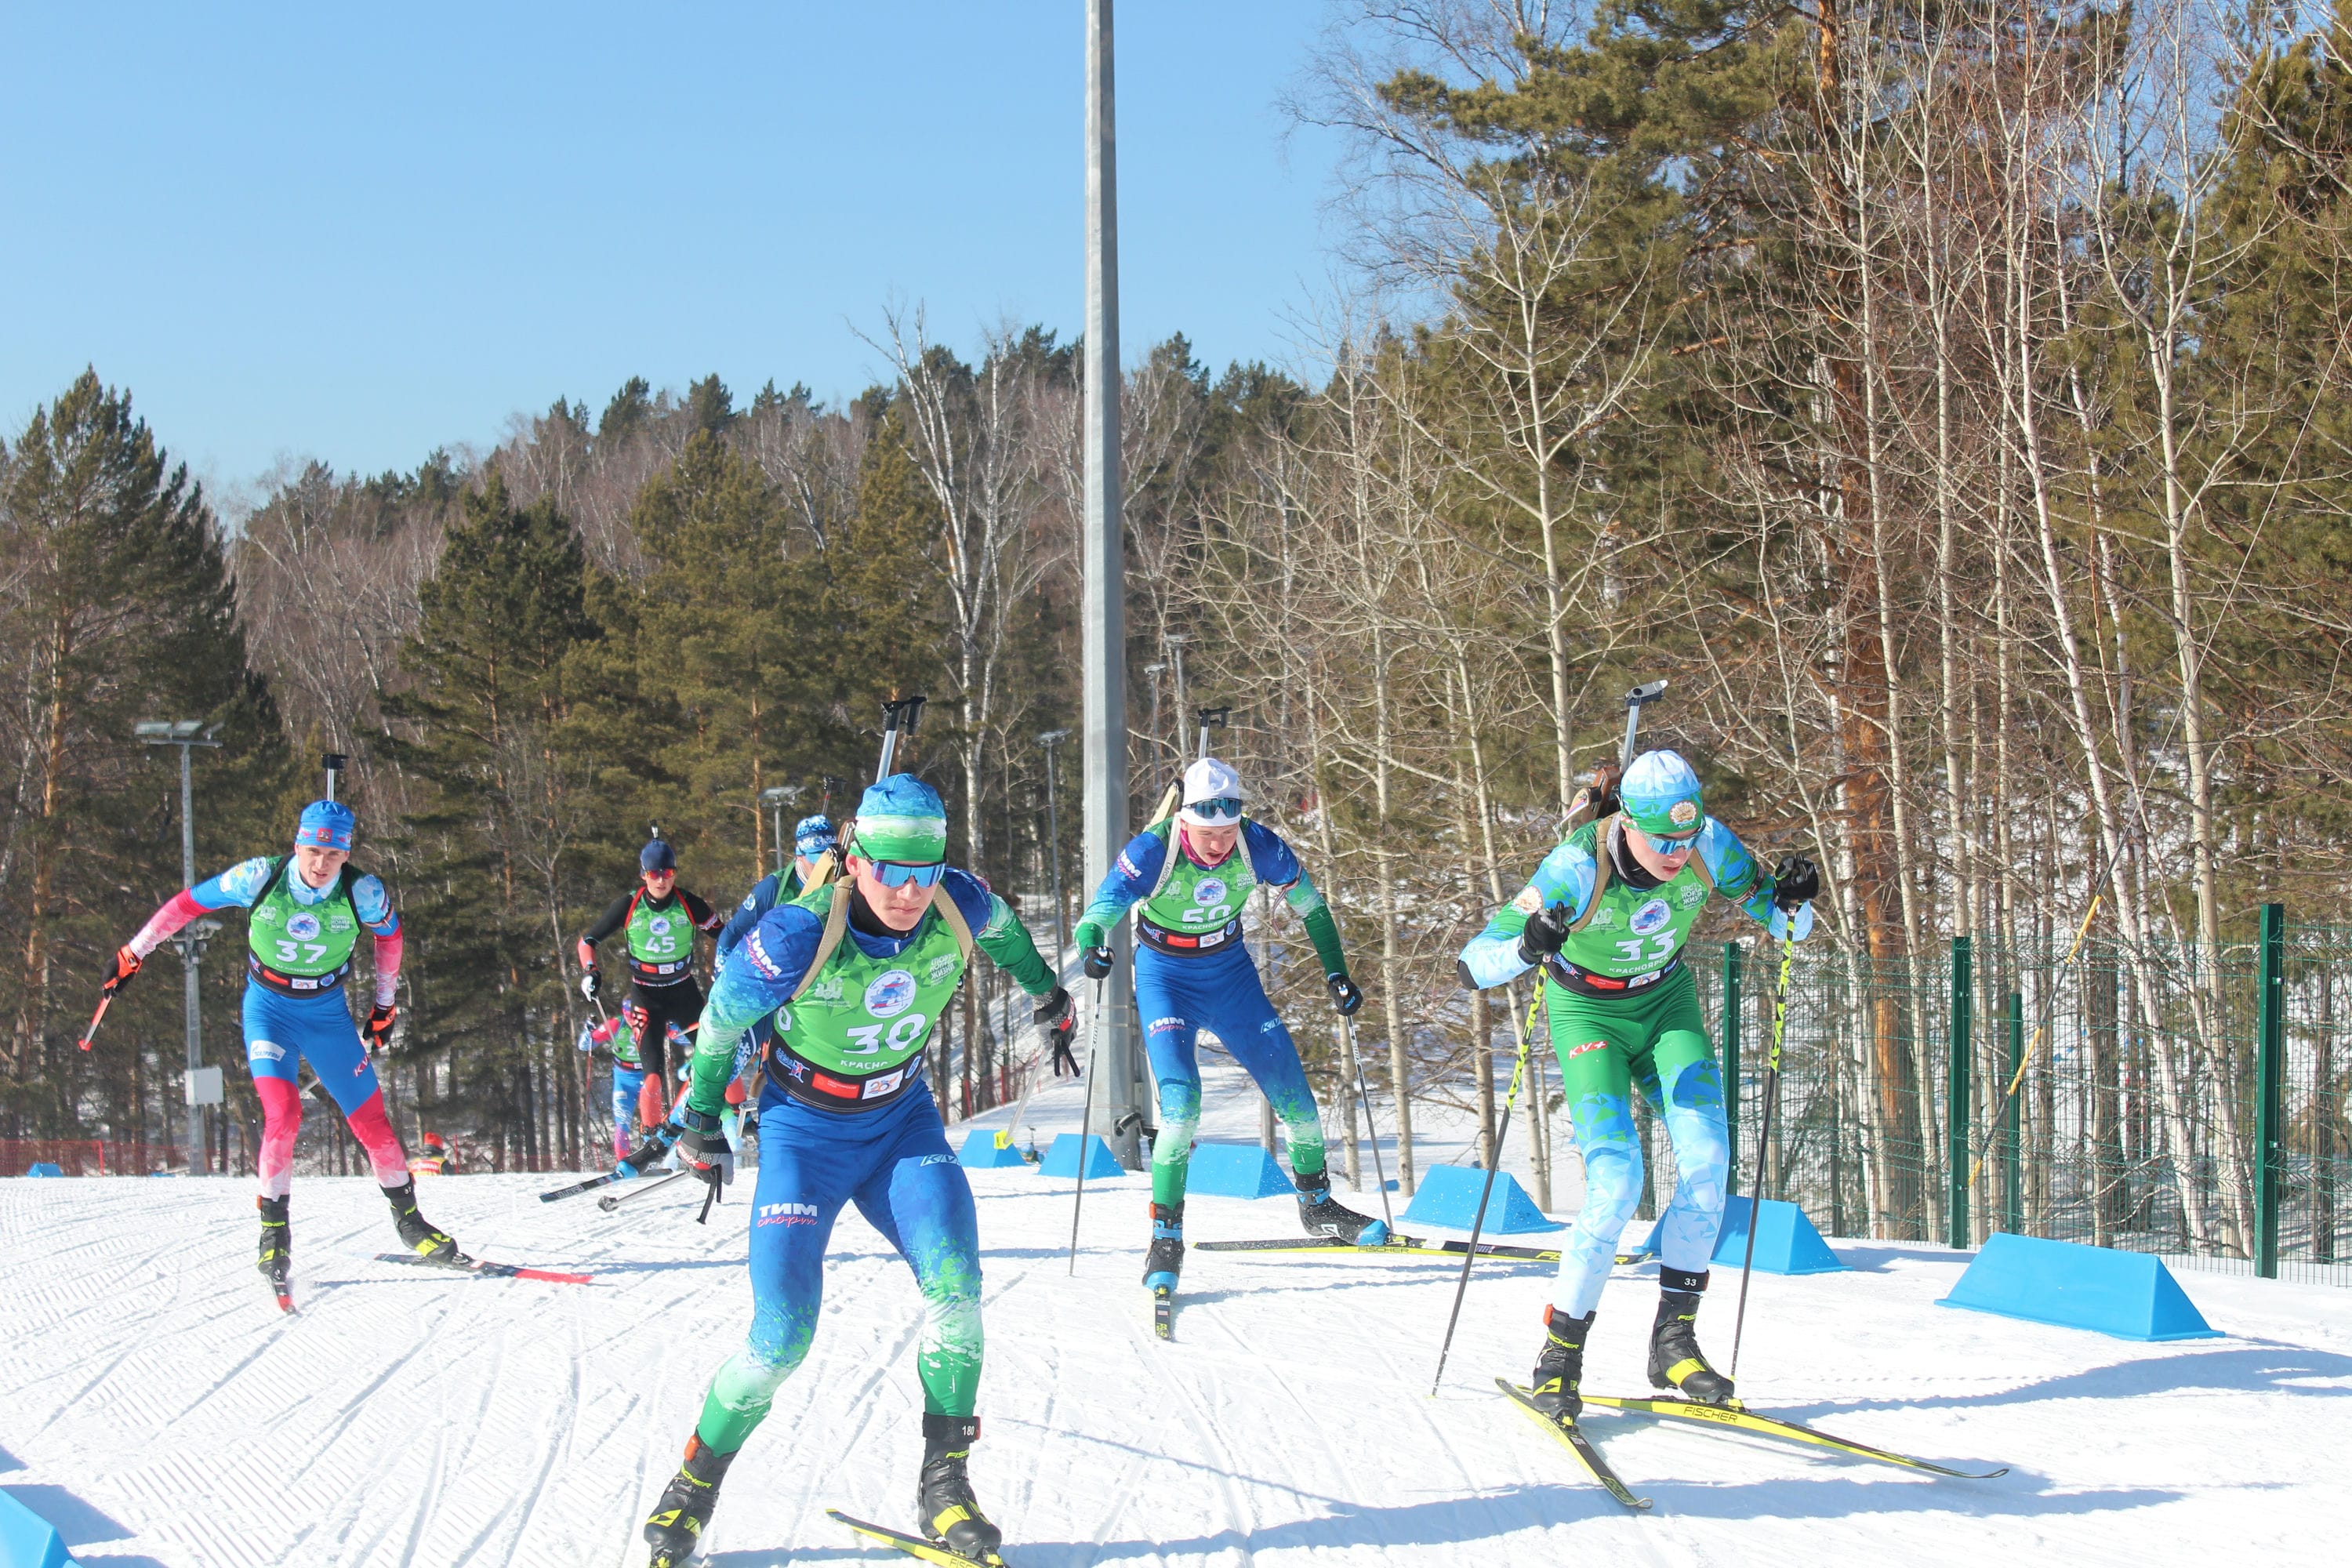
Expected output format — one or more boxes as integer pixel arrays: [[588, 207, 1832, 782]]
[[1294, 1171, 1390, 1246], [1530, 1305, 1593, 1423], [1647, 1269, 1737, 1406], [1142, 1203, 1185, 1291], [644, 1432, 735, 1568], [257, 1195, 292, 1308], [916, 1413, 1004, 1566], [383, 1178, 463, 1263]]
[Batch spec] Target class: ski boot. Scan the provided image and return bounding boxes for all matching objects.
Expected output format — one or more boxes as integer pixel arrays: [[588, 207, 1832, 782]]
[[1647, 1268, 1736, 1406], [1529, 1305, 1593, 1423], [1142, 1203, 1185, 1292], [644, 1432, 735, 1568], [383, 1178, 463, 1264], [1295, 1171, 1389, 1247], [916, 1414, 1004, 1566], [617, 1123, 678, 1180], [257, 1195, 292, 1308]]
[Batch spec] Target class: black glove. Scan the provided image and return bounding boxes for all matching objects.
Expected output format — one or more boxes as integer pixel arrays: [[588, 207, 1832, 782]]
[[1517, 903, 1570, 967], [365, 1003, 397, 1054], [1033, 985, 1075, 1036], [677, 1106, 735, 1189], [100, 946, 143, 999], [579, 968, 604, 1002], [1327, 974, 1363, 1016], [1771, 855, 1821, 911], [1082, 945, 1115, 979]]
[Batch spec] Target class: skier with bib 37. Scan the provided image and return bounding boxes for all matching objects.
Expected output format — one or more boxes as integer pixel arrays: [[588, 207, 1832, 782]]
[[1072, 757, 1384, 1300], [1456, 750, 1817, 1425], [577, 837, 723, 1123], [96, 799, 461, 1306], [641, 775, 1073, 1568]]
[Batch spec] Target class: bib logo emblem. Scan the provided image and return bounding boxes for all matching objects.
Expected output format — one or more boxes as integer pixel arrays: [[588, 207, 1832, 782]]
[[1194, 877, 1227, 906], [286, 913, 321, 941], [1630, 897, 1672, 936], [649, 916, 672, 936], [865, 969, 917, 1018], [1678, 884, 1705, 908], [1668, 799, 1700, 829]]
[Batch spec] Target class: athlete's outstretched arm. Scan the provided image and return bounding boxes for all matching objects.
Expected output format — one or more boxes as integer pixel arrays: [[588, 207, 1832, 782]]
[[1456, 841, 1599, 990], [683, 905, 825, 1119], [125, 858, 278, 956], [945, 870, 1055, 996], [1071, 829, 1168, 949], [575, 892, 633, 971], [1244, 823, 1352, 978]]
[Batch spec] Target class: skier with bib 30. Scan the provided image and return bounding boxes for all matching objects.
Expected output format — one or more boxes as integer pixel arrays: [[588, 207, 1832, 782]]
[[578, 837, 723, 1123], [96, 799, 460, 1306], [641, 775, 1073, 1568], [1456, 750, 1817, 1425], [1072, 757, 1384, 1300]]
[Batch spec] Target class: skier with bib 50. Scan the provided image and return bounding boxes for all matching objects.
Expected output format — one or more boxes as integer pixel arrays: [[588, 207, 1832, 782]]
[[1456, 750, 1817, 1427], [1072, 757, 1384, 1301], [641, 775, 1073, 1568]]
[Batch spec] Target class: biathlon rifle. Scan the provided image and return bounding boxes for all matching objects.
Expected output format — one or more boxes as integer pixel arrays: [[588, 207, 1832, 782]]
[[875, 696, 927, 782]]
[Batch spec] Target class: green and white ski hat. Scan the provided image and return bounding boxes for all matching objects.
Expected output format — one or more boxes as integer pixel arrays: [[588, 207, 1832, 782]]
[[1621, 750, 1704, 840], [851, 773, 949, 863]]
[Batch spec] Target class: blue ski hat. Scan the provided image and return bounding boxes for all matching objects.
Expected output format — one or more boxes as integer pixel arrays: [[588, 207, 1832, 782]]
[[852, 774, 948, 863], [640, 838, 676, 873], [793, 814, 838, 856], [294, 799, 355, 852], [1621, 750, 1704, 840]]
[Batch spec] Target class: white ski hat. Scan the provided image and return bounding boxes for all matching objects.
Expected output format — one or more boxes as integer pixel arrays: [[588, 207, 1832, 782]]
[[1178, 757, 1245, 826]]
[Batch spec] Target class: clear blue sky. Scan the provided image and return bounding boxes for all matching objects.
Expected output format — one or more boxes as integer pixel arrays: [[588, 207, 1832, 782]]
[[2, 3, 1352, 499]]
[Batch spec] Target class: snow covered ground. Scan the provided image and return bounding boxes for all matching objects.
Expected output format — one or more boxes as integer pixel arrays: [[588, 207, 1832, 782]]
[[4, 1058, 2347, 1567]]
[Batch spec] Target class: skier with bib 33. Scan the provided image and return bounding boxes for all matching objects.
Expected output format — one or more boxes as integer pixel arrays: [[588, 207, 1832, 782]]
[[1456, 749, 1817, 1425], [96, 798, 460, 1307], [641, 775, 1073, 1568], [1072, 757, 1385, 1301]]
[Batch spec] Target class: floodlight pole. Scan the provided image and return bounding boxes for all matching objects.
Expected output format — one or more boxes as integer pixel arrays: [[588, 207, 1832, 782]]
[[140, 721, 222, 1172], [760, 786, 794, 876], [1083, 0, 1142, 1165]]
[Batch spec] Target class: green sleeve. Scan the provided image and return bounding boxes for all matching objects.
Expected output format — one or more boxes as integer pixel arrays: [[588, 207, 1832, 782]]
[[978, 893, 1057, 996], [1073, 917, 1107, 952], [1301, 902, 1349, 978]]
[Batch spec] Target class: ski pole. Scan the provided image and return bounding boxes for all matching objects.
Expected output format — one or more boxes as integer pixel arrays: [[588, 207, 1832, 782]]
[[1965, 892, 2104, 1194], [1345, 1018, 1394, 1230], [1065, 974, 1110, 1276], [597, 1168, 693, 1212], [75, 991, 115, 1053], [1729, 935, 1796, 1378], [1428, 985, 1544, 1397]]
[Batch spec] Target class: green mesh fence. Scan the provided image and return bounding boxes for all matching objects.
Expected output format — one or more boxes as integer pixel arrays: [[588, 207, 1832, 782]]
[[1654, 912, 2351, 1288]]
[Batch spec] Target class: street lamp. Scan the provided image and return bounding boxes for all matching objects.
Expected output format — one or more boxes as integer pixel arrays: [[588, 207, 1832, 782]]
[[137, 719, 222, 1173], [759, 786, 797, 876], [1038, 730, 1072, 981]]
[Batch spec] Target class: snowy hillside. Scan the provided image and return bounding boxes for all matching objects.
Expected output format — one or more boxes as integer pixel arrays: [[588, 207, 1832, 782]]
[[4, 1061, 2347, 1567]]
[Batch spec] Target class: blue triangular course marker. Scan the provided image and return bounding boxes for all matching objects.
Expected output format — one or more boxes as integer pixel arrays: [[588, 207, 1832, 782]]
[[24, 1163, 63, 1178], [1184, 1142, 1294, 1199], [1709, 1196, 1846, 1275], [1399, 1163, 1565, 1234], [1936, 1232, 2221, 1341], [1037, 1133, 1124, 1179], [0, 1486, 78, 1568], [955, 1130, 1029, 1169]]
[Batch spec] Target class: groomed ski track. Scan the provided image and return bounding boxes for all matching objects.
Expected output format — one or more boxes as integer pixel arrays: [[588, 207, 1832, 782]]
[[2, 1058, 2345, 1566]]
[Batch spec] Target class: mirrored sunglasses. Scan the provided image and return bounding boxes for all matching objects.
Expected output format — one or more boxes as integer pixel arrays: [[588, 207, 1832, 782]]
[[873, 859, 947, 888], [1189, 797, 1244, 823]]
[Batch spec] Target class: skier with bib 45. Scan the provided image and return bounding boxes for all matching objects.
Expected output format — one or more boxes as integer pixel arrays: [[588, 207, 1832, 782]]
[[1072, 758, 1385, 1300], [577, 837, 724, 1125], [1456, 750, 1817, 1426], [96, 799, 460, 1306], [641, 775, 1073, 1568]]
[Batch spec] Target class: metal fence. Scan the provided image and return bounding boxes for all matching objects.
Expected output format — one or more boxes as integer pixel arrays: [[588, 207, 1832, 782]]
[[1652, 906, 2350, 1287]]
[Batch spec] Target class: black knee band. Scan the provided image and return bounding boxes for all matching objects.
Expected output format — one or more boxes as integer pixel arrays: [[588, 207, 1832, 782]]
[[1659, 1265, 1709, 1294]]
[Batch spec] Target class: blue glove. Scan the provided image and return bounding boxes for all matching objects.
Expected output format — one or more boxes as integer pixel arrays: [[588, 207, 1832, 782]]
[[1767, 902, 1815, 943]]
